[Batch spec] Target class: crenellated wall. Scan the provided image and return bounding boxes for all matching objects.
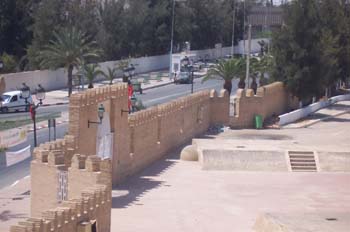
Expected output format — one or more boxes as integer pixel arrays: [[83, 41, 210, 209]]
[[230, 82, 298, 128], [12, 83, 229, 232], [126, 90, 229, 179], [13, 149, 112, 232]]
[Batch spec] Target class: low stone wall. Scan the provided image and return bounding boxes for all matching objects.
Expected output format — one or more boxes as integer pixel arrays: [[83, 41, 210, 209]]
[[200, 150, 288, 171], [318, 152, 350, 172], [230, 82, 298, 128]]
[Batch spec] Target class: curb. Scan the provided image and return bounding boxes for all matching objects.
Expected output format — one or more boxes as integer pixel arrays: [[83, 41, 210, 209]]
[[27, 119, 69, 132], [142, 81, 174, 91], [282, 110, 350, 129], [41, 102, 69, 107]]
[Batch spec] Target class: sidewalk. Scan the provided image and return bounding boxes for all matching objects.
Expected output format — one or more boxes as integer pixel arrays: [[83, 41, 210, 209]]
[[282, 100, 350, 129]]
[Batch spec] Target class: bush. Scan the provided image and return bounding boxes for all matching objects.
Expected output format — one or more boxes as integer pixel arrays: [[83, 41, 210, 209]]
[[0, 53, 17, 74]]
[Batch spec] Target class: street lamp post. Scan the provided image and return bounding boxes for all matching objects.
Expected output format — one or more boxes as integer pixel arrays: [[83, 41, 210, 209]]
[[181, 56, 194, 93], [231, 0, 236, 57], [123, 65, 136, 83], [169, 0, 176, 80], [22, 84, 46, 147]]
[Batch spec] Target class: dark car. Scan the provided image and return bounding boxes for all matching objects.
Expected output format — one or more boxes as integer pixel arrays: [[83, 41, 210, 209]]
[[174, 72, 192, 84]]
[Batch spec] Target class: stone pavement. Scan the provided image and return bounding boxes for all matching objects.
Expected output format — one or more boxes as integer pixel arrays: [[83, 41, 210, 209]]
[[111, 153, 350, 232], [110, 112, 350, 232], [282, 100, 350, 129]]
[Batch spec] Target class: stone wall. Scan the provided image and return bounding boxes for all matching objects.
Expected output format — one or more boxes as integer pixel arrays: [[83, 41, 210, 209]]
[[126, 90, 228, 178], [11, 82, 229, 232], [230, 82, 298, 128], [12, 143, 112, 232]]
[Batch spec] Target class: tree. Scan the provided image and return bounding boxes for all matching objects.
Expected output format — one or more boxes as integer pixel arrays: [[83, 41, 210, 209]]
[[202, 58, 245, 94], [39, 27, 100, 96], [271, 0, 322, 100], [102, 66, 119, 85], [272, 0, 350, 100], [80, 63, 103, 89]]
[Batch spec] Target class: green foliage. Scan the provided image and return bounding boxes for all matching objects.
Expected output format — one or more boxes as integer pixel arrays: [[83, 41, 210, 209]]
[[203, 58, 245, 94], [271, 0, 350, 100], [102, 66, 119, 85], [0, 53, 17, 74], [80, 63, 103, 89], [39, 27, 101, 96], [2, 0, 253, 66]]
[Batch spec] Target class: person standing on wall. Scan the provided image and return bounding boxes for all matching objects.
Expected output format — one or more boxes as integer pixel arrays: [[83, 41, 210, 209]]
[[127, 80, 134, 113]]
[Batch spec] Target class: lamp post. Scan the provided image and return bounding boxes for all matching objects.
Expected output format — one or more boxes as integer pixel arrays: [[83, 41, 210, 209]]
[[20, 83, 31, 111], [88, 104, 105, 128], [181, 56, 194, 93], [23, 84, 46, 147], [123, 65, 136, 83], [231, 0, 236, 57]]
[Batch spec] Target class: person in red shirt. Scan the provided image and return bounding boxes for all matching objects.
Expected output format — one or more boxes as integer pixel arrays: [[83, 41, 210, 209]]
[[127, 80, 134, 113]]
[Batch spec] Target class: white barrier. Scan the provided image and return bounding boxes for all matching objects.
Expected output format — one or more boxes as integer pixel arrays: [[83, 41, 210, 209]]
[[2, 40, 264, 93], [279, 94, 350, 126], [5, 145, 31, 167]]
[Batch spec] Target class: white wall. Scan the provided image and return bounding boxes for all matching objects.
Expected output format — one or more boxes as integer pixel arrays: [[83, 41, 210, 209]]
[[278, 94, 350, 126], [2, 39, 265, 92]]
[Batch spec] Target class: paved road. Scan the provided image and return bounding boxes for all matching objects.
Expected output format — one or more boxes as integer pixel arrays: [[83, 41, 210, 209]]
[[138, 78, 237, 107], [0, 78, 234, 120], [0, 124, 68, 189]]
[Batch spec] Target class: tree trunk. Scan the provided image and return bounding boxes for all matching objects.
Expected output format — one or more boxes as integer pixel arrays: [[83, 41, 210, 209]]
[[238, 78, 245, 89], [223, 80, 232, 95], [67, 65, 73, 97], [88, 83, 94, 89], [250, 77, 258, 94]]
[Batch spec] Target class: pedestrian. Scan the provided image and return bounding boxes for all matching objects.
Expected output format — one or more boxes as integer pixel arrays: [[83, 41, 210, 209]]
[[127, 80, 134, 113]]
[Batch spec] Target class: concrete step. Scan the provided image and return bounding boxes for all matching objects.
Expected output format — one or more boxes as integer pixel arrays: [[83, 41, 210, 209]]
[[290, 158, 316, 162], [290, 162, 316, 167], [288, 151, 317, 172]]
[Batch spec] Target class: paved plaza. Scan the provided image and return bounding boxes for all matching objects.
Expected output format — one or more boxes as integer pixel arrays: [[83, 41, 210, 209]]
[[111, 112, 350, 232]]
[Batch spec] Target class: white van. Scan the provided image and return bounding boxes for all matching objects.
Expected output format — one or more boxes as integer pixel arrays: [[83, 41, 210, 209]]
[[0, 90, 33, 113]]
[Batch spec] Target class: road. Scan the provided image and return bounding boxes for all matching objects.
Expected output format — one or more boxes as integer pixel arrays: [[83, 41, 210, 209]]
[[0, 78, 237, 190], [0, 124, 68, 189]]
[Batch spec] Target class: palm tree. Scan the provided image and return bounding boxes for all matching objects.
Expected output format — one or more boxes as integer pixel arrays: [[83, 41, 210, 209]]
[[102, 66, 119, 85], [80, 63, 103, 88], [202, 58, 245, 95], [39, 27, 100, 96]]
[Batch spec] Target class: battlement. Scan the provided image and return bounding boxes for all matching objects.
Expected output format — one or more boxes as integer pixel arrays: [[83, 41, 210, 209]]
[[128, 106, 159, 127], [33, 135, 76, 167], [69, 84, 127, 109], [10, 185, 111, 232], [70, 154, 111, 174], [230, 82, 297, 128]]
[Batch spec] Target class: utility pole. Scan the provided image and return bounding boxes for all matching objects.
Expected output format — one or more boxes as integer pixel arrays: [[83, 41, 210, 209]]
[[243, 0, 246, 56], [231, 0, 236, 57], [245, 24, 252, 89], [169, 0, 176, 80]]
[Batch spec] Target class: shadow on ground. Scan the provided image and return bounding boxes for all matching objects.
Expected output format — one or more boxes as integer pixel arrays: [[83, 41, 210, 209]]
[[112, 144, 187, 209], [0, 210, 27, 222]]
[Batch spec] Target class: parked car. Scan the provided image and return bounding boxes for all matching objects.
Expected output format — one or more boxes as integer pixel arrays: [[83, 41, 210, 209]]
[[0, 90, 33, 113], [174, 72, 192, 84]]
